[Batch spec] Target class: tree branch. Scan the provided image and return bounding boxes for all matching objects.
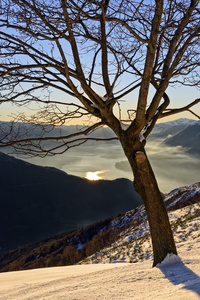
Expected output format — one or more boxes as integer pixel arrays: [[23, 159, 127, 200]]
[[135, 0, 163, 128], [160, 98, 200, 119]]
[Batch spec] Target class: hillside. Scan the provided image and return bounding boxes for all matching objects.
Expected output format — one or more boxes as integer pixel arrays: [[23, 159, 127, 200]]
[[81, 183, 200, 265], [0, 251, 200, 299], [163, 121, 200, 157], [149, 118, 196, 139], [0, 182, 199, 273], [0, 183, 200, 300], [0, 152, 142, 252]]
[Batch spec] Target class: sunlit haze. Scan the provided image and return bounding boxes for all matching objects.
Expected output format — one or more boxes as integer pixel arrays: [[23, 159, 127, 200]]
[[0, 84, 200, 124], [85, 171, 104, 181]]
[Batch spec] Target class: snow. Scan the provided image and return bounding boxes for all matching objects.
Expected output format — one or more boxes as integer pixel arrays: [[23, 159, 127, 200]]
[[157, 253, 182, 266], [139, 119, 153, 142], [80, 188, 200, 266], [0, 246, 200, 299], [158, 118, 197, 127], [0, 183, 200, 299], [165, 182, 200, 199], [91, 103, 98, 108], [139, 129, 145, 142], [119, 118, 196, 134], [101, 95, 108, 101], [135, 150, 145, 155], [152, 118, 197, 135], [76, 242, 83, 250], [164, 182, 200, 209]]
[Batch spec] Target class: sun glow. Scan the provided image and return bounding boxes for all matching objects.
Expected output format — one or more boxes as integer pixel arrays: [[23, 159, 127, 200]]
[[85, 171, 103, 181]]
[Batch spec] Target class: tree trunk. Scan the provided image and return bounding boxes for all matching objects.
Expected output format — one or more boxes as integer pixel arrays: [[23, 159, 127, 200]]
[[121, 137, 177, 266]]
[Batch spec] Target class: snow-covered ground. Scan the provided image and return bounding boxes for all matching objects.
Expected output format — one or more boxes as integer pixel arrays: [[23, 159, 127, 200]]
[[0, 194, 200, 299], [80, 191, 200, 265], [0, 246, 199, 299]]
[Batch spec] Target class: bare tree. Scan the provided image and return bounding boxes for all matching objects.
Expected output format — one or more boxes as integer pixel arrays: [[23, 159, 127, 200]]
[[0, 0, 200, 266]]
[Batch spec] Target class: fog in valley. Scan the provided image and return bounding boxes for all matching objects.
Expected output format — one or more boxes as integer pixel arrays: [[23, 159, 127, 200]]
[[22, 135, 200, 194], [1, 120, 199, 251]]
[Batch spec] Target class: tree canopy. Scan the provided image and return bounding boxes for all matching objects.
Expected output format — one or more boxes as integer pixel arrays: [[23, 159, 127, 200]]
[[0, 0, 200, 153], [0, 0, 200, 266]]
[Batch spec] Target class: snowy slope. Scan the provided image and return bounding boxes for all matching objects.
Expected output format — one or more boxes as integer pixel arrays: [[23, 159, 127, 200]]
[[0, 182, 200, 299], [80, 192, 200, 265], [0, 242, 199, 299], [77, 182, 200, 265]]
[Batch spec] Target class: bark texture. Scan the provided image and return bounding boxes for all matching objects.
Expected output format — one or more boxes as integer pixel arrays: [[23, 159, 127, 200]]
[[120, 134, 177, 266]]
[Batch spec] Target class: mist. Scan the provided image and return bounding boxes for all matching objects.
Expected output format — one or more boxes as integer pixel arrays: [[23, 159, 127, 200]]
[[115, 140, 200, 193], [22, 137, 200, 194]]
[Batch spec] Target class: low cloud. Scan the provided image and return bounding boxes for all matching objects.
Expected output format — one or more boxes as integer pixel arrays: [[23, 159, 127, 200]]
[[146, 141, 200, 193], [115, 161, 131, 172], [22, 139, 200, 194]]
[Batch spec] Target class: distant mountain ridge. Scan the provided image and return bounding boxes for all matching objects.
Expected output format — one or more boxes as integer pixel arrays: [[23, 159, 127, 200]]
[[149, 118, 196, 139], [163, 121, 200, 157], [0, 152, 142, 252], [0, 118, 197, 142], [1, 118, 199, 159]]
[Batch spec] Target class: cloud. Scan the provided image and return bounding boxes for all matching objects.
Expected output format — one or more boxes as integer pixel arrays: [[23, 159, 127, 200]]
[[114, 140, 200, 193], [146, 141, 200, 193], [115, 161, 131, 172]]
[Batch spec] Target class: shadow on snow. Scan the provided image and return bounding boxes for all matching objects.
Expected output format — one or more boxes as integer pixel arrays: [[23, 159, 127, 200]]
[[157, 257, 200, 297]]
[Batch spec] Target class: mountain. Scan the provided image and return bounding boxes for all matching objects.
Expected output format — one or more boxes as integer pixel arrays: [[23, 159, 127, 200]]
[[64, 119, 197, 142], [0, 152, 142, 252], [149, 118, 196, 140], [163, 121, 200, 156], [81, 182, 200, 264], [1, 118, 196, 148], [0, 181, 199, 273]]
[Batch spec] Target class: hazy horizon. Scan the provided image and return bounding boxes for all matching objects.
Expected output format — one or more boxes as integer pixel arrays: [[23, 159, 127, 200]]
[[1, 118, 199, 194], [19, 136, 200, 194]]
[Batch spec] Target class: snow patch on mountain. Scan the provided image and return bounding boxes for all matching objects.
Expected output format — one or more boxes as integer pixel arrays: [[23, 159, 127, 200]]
[[80, 182, 200, 265], [164, 182, 200, 210], [158, 118, 197, 127]]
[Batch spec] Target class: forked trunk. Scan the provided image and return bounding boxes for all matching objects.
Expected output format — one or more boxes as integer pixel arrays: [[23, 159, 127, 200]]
[[121, 138, 177, 266]]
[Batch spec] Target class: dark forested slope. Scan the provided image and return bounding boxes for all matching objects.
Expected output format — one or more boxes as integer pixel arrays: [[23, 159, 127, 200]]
[[0, 152, 142, 252]]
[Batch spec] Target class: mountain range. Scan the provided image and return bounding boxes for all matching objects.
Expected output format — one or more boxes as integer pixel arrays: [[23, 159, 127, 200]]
[[163, 120, 200, 157], [1, 117, 199, 148], [0, 152, 142, 252], [150, 118, 196, 139], [0, 117, 199, 252]]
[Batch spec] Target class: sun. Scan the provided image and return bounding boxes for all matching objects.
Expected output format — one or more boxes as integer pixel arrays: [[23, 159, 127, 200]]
[[85, 171, 103, 181]]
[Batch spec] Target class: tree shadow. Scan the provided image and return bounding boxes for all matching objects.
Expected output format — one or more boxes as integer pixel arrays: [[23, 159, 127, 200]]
[[157, 257, 200, 297]]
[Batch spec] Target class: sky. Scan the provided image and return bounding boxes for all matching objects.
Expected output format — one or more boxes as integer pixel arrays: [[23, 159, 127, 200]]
[[1, 0, 200, 125], [1, 83, 200, 124], [1, 1, 200, 197]]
